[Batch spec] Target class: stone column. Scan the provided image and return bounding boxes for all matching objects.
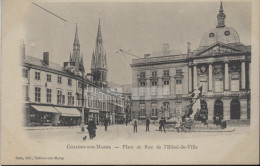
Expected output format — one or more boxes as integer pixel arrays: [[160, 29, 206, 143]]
[[193, 65, 197, 89], [188, 66, 192, 92], [224, 61, 229, 90], [241, 61, 246, 89], [249, 62, 251, 89], [208, 63, 213, 91]]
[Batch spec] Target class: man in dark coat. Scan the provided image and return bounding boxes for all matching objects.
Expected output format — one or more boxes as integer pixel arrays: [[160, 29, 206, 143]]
[[146, 117, 150, 132], [159, 118, 166, 133], [104, 118, 108, 131], [133, 120, 138, 133], [87, 118, 97, 139]]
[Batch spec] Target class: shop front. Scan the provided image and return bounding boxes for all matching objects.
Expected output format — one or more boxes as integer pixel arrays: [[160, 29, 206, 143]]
[[54, 107, 81, 126], [27, 105, 60, 126]]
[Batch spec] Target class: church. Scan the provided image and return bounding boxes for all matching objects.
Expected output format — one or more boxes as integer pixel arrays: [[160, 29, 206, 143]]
[[131, 2, 251, 124]]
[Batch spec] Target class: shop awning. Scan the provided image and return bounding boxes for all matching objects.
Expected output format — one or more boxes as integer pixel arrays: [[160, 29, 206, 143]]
[[89, 109, 99, 113], [31, 105, 59, 114], [54, 107, 81, 117]]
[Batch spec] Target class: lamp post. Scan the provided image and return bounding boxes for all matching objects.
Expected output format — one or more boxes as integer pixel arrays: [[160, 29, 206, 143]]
[[80, 70, 85, 132]]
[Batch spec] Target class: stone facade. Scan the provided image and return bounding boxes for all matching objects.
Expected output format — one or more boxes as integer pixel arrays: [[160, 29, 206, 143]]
[[131, 2, 251, 123]]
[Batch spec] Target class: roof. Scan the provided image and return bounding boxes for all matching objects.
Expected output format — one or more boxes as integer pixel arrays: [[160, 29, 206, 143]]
[[199, 27, 240, 48], [147, 49, 183, 58], [24, 55, 64, 72]]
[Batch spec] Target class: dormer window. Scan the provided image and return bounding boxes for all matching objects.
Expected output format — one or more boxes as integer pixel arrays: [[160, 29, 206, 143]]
[[209, 33, 215, 37], [224, 31, 230, 36]]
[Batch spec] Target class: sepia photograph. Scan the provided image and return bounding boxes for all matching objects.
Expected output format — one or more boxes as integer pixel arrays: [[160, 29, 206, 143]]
[[1, 0, 259, 165]]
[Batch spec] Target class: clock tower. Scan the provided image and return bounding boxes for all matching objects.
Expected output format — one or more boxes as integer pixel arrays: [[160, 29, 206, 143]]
[[216, 2, 226, 28]]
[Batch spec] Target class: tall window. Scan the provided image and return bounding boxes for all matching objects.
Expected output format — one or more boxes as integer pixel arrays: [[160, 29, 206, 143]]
[[176, 69, 182, 75], [151, 71, 157, 77], [163, 70, 169, 77], [35, 87, 41, 102], [57, 90, 62, 104], [140, 82, 146, 87], [139, 102, 146, 116], [68, 92, 73, 105], [57, 76, 62, 84], [35, 72, 40, 80], [176, 79, 182, 94], [46, 89, 52, 103], [22, 69, 28, 78], [140, 72, 146, 78], [62, 95, 65, 104], [68, 79, 72, 86], [163, 102, 170, 118], [151, 103, 158, 117], [214, 77, 223, 92], [231, 75, 240, 91], [151, 81, 157, 86], [164, 80, 169, 85], [163, 79, 170, 95], [47, 74, 51, 82], [199, 77, 208, 93]]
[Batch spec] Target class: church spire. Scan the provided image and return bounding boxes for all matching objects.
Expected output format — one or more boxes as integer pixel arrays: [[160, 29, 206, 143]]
[[74, 23, 79, 44], [96, 19, 102, 44], [91, 19, 108, 88], [216, 1, 226, 28]]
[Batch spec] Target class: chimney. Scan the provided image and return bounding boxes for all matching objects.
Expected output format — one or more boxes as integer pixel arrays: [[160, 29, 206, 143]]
[[43, 52, 49, 65], [187, 42, 191, 54], [162, 43, 169, 56], [20, 40, 25, 59]]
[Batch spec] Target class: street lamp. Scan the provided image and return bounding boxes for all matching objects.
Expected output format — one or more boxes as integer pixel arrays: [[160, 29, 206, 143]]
[[80, 71, 85, 132]]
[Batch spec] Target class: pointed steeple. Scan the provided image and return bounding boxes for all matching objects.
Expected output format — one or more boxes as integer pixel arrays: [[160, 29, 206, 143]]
[[74, 23, 79, 44], [216, 1, 226, 28], [91, 19, 108, 88], [219, 1, 223, 12], [69, 52, 72, 62], [96, 19, 102, 44], [91, 51, 96, 69]]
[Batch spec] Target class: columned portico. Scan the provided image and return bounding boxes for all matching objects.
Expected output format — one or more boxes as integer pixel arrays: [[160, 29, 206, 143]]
[[193, 65, 197, 89], [208, 63, 213, 91], [188, 66, 192, 92], [224, 61, 229, 90], [241, 60, 246, 90]]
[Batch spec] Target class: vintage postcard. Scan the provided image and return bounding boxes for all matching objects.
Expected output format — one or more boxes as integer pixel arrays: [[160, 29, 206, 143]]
[[1, 0, 259, 165]]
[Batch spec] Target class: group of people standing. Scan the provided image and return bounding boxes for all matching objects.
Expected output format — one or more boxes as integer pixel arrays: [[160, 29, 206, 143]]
[[132, 117, 166, 133]]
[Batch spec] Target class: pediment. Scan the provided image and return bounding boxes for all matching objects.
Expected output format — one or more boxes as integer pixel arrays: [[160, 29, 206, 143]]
[[194, 42, 244, 57]]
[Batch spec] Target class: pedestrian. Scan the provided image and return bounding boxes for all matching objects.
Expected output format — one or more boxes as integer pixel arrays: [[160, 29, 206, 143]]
[[145, 117, 150, 132], [125, 120, 128, 126], [159, 118, 166, 133], [133, 120, 138, 133], [87, 117, 97, 139], [104, 118, 108, 131]]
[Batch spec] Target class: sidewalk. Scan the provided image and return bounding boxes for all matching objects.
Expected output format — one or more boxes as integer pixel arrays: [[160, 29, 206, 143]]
[[23, 125, 81, 130]]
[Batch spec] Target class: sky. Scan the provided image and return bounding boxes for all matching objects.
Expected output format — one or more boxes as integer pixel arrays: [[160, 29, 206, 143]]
[[22, 1, 251, 85]]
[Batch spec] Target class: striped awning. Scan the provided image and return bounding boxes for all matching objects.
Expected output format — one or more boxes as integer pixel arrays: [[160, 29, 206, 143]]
[[31, 105, 59, 114], [54, 107, 81, 117]]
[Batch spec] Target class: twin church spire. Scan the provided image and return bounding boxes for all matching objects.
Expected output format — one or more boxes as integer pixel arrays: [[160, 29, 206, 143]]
[[68, 20, 108, 87], [69, 23, 84, 73]]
